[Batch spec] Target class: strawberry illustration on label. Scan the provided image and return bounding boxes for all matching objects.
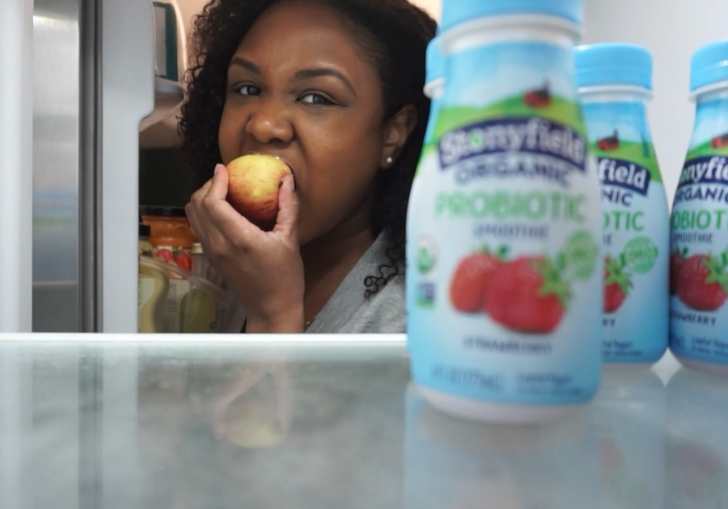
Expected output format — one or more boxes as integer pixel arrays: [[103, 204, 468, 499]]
[[449, 246, 506, 313], [677, 253, 728, 311], [484, 255, 571, 334], [523, 81, 551, 109], [174, 251, 192, 272], [597, 129, 620, 152], [670, 249, 687, 296], [603, 255, 632, 314]]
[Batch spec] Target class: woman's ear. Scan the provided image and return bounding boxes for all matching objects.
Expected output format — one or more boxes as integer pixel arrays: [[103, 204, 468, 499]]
[[381, 104, 418, 169]]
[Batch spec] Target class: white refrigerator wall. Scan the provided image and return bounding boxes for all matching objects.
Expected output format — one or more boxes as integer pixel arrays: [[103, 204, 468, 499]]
[[583, 0, 728, 206], [409, 0, 441, 17], [0, 0, 33, 333]]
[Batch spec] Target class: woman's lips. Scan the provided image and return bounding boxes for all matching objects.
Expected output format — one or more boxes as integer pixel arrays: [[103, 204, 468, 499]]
[[242, 153, 293, 172]]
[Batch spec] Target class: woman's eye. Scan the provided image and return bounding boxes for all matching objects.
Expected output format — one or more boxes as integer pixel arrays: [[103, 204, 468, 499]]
[[235, 85, 261, 96], [300, 93, 333, 105]]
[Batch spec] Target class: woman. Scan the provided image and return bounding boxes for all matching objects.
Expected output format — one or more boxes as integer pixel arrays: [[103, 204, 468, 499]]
[[181, 0, 436, 333]]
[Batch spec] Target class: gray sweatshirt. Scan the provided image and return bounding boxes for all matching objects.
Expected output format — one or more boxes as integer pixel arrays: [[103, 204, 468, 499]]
[[306, 234, 405, 334], [234, 234, 406, 334]]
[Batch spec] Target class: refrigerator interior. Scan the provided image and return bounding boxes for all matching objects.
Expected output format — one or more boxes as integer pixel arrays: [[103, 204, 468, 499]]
[[9, 0, 728, 332]]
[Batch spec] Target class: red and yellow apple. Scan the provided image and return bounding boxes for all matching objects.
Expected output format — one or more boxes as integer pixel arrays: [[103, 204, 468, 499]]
[[226, 154, 293, 231]]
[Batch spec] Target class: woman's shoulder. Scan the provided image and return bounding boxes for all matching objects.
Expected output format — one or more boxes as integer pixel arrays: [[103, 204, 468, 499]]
[[350, 274, 406, 333], [321, 274, 405, 334], [307, 233, 406, 334]]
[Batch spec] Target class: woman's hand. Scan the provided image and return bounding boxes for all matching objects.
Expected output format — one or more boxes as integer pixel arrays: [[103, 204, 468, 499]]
[[186, 164, 305, 333]]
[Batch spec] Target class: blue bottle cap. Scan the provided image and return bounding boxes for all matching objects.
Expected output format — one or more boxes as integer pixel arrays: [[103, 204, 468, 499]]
[[441, 0, 582, 33], [574, 43, 652, 90], [691, 39, 728, 92], [426, 37, 446, 85]]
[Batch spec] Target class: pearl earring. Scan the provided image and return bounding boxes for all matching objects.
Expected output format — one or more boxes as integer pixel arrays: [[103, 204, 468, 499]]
[[386, 156, 394, 165]]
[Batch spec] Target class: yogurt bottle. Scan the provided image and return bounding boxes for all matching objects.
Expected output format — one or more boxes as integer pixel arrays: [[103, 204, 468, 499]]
[[406, 36, 446, 296], [422, 35, 447, 154], [576, 44, 669, 367], [407, 0, 603, 423], [670, 39, 728, 377]]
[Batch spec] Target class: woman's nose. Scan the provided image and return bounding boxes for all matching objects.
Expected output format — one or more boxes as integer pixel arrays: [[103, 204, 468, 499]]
[[244, 99, 294, 145]]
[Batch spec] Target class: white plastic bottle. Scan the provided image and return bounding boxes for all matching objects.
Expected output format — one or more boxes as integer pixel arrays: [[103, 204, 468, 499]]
[[406, 36, 445, 294], [407, 0, 602, 424], [670, 39, 728, 377], [576, 44, 669, 368]]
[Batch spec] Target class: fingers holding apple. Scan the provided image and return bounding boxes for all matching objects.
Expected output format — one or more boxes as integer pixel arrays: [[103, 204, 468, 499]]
[[185, 169, 246, 263], [273, 174, 299, 243], [185, 158, 306, 332]]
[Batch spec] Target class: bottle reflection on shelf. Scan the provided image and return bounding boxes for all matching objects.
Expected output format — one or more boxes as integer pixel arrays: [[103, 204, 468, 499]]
[[587, 369, 666, 509], [667, 369, 728, 509], [404, 385, 599, 509]]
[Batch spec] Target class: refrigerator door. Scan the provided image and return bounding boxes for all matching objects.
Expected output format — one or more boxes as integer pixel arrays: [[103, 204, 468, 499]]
[[32, 0, 84, 332], [30, 0, 154, 332], [0, 0, 33, 333], [100, 0, 154, 332]]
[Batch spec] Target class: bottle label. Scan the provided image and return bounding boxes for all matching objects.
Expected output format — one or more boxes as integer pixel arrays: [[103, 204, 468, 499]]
[[582, 101, 669, 363], [407, 41, 602, 406], [670, 97, 728, 365]]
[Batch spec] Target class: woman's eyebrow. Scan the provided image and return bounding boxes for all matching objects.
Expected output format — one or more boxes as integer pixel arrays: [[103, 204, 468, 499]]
[[294, 68, 357, 97], [230, 56, 261, 75]]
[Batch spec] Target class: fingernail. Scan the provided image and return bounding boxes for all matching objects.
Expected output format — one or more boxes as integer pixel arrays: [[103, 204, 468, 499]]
[[287, 175, 296, 191], [214, 164, 224, 175]]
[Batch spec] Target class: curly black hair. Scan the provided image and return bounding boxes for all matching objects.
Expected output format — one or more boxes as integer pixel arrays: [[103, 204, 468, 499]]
[[179, 0, 437, 297]]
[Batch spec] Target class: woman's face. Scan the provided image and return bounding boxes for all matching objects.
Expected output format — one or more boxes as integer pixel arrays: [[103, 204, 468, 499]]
[[219, 0, 398, 246]]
